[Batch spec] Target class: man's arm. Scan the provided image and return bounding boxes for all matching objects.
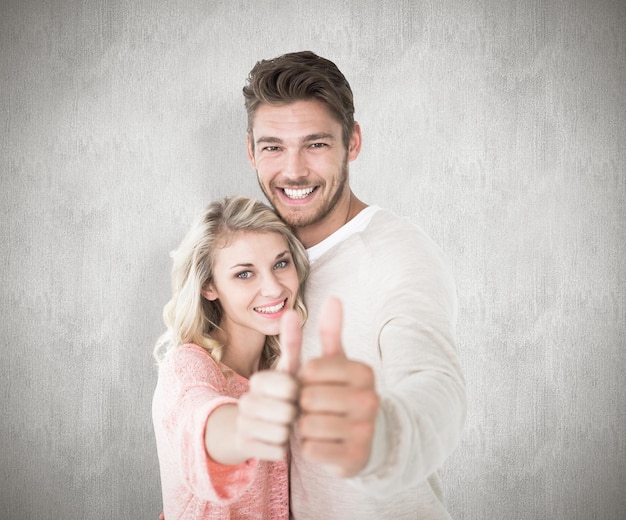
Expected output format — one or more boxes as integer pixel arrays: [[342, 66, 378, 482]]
[[296, 294, 466, 493]]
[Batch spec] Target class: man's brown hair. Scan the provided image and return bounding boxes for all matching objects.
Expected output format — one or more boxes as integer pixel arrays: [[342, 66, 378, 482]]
[[243, 51, 355, 150]]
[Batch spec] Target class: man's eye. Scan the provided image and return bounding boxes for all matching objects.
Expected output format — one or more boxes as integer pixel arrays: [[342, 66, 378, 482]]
[[236, 271, 253, 279], [263, 146, 280, 152], [274, 260, 288, 270], [310, 143, 328, 149]]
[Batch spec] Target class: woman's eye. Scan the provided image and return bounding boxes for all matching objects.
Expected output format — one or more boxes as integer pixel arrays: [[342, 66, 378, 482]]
[[236, 271, 252, 279], [274, 260, 288, 270]]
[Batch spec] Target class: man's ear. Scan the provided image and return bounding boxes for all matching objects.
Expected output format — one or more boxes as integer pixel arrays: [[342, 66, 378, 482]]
[[201, 284, 218, 301], [348, 122, 362, 162], [246, 132, 257, 169]]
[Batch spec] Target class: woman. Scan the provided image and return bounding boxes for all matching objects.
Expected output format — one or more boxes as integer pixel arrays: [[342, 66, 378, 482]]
[[152, 195, 308, 519]]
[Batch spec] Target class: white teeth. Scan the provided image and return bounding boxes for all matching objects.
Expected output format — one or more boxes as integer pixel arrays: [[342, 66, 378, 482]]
[[255, 300, 286, 314], [284, 187, 315, 199]]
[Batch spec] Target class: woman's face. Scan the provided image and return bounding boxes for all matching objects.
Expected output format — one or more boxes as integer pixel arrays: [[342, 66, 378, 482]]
[[202, 230, 300, 343]]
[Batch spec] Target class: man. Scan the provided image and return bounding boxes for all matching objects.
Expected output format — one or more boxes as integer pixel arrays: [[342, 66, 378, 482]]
[[243, 51, 466, 519]]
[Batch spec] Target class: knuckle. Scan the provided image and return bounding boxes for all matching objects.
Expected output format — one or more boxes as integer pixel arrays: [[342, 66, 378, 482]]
[[238, 394, 253, 414], [361, 390, 379, 415], [236, 411, 253, 433], [248, 372, 264, 390], [348, 389, 378, 417], [300, 360, 319, 381], [353, 362, 375, 383], [284, 402, 299, 423], [278, 376, 299, 399], [297, 413, 322, 437], [296, 413, 310, 435], [358, 419, 376, 441], [262, 373, 298, 399], [298, 387, 315, 410], [276, 424, 291, 443]]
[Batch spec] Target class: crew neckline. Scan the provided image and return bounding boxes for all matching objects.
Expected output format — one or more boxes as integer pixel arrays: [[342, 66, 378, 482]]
[[306, 205, 381, 264]]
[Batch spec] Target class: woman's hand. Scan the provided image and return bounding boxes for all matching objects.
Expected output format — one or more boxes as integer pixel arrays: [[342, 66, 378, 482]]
[[205, 310, 302, 464]]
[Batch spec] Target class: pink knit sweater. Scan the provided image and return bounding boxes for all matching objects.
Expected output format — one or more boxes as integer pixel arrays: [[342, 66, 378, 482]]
[[152, 344, 289, 519]]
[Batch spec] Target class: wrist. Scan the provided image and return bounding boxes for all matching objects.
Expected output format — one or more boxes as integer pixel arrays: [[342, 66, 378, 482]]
[[205, 403, 250, 465]]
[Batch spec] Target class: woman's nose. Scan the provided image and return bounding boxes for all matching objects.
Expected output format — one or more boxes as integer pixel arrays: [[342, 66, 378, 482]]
[[259, 272, 283, 297]]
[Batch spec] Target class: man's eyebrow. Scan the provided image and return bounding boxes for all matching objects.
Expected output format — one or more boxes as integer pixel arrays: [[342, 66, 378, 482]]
[[302, 132, 335, 142], [255, 133, 336, 146], [255, 136, 283, 145]]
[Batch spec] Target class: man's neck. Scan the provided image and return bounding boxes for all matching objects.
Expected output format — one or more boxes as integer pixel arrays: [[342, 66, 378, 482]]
[[297, 192, 367, 248]]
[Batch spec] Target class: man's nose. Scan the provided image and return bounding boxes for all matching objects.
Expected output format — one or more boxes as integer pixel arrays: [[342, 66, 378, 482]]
[[283, 149, 308, 180]]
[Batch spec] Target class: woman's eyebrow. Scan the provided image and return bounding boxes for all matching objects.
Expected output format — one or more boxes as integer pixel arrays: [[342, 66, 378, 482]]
[[229, 251, 289, 270]]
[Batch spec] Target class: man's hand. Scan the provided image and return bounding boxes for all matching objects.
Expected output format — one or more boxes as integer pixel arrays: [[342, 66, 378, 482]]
[[233, 309, 302, 461], [298, 298, 380, 477]]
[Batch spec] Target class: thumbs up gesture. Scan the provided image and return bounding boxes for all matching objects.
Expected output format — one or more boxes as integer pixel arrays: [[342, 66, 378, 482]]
[[298, 298, 380, 477], [233, 310, 302, 461]]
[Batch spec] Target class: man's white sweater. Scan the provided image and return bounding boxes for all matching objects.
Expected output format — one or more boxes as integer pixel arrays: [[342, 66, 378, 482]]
[[290, 207, 466, 520]]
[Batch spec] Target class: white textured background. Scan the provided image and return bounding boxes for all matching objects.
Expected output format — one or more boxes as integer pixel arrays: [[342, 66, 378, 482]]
[[1, 1, 624, 519]]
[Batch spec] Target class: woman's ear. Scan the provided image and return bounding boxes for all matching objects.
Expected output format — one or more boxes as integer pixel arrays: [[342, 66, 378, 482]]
[[201, 284, 218, 301]]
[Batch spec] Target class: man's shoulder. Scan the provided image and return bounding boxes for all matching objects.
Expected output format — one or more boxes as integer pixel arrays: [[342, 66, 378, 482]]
[[364, 208, 435, 247], [360, 208, 451, 272], [313, 207, 443, 267]]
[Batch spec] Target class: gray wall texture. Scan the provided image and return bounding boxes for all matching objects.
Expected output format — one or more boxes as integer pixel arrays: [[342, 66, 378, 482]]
[[1, 1, 624, 519]]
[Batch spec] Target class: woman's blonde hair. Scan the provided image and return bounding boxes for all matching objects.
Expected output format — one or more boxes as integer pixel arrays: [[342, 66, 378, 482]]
[[153, 196, 308, 369]]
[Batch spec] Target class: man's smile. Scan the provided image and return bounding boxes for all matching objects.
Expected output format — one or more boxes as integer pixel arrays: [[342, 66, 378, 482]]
[[282, 187, 318, 200]]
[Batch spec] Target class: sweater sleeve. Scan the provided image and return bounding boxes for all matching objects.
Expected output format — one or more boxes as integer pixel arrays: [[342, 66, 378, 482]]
[[156, 345, 258, 504], [348, 219, 467, 496]]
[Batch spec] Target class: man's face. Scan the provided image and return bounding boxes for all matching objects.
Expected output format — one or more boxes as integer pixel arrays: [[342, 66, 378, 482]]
[[247, 99, 361, 247]]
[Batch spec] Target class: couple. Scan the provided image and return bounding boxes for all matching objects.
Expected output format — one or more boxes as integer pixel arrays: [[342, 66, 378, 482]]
[[152, 51, 467, 519]]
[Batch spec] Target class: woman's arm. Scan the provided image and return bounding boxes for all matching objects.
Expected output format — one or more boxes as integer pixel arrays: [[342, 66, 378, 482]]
[[205, 370, 299, 465]]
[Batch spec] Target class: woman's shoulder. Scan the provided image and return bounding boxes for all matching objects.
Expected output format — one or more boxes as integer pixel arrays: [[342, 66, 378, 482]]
[[165, 342, 213, 362], [162, 343, 224, 381]]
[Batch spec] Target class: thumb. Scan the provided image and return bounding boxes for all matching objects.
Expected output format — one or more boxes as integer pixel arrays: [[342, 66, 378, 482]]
[[277, 309, 302, 375], [319, 297, 345, 358]]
